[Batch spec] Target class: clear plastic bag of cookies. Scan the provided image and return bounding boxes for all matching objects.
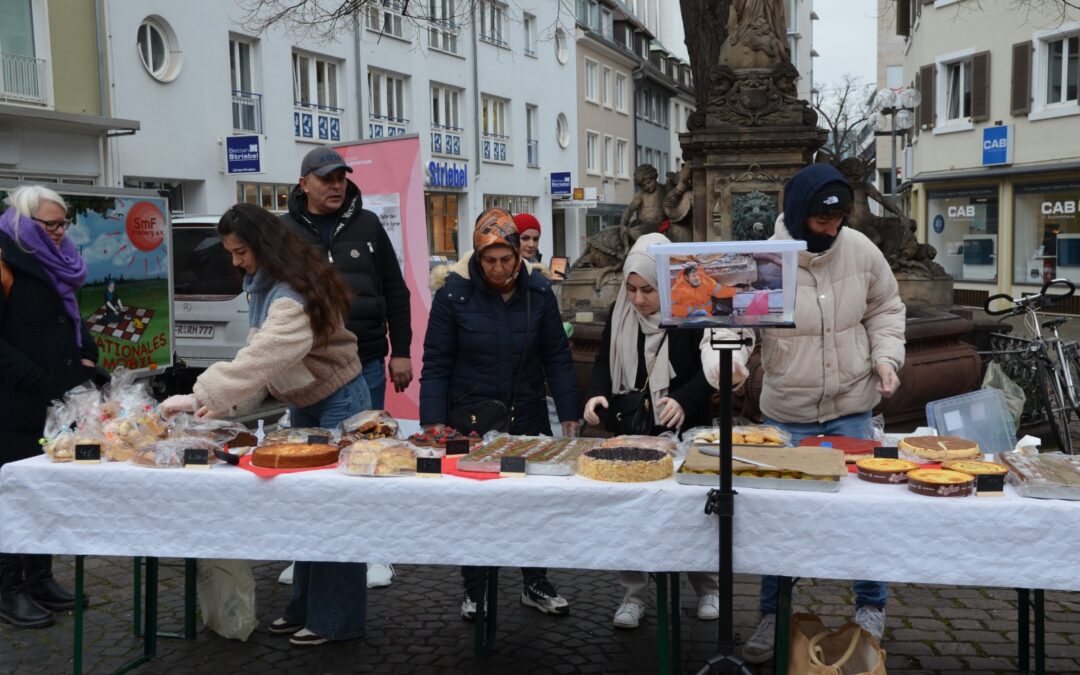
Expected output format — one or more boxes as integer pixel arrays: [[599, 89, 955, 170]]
[[338, 438, 418, 477], [129, 437, 221, 468], [684, 425, 790, 447]]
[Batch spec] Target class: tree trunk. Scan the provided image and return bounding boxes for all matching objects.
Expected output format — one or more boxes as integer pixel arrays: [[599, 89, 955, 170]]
[[679, 0, 731, 108]]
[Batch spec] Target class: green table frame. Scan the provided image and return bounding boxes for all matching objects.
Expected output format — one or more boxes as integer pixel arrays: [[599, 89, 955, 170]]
[[770, 577, 1047, 675]]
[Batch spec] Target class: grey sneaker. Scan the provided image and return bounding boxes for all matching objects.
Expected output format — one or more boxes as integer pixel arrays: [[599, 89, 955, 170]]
[[613, 602, 645, 629], [741, 613, 776, 664], [855, 606, 885, 640], [460, 591, 482, 621], [521, 579, 570, 615], [696, 593, 720, 621]]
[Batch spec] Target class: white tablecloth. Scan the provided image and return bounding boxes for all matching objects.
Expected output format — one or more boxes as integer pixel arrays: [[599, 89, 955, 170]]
[[2, 456, 1079, 591]]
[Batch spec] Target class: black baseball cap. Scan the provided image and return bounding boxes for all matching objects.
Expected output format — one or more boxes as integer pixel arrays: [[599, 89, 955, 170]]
[[808, 183, 853, 216], [300, 147, 353, 177]]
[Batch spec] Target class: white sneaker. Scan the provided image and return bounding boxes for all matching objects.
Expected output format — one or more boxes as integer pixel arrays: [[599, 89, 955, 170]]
[[696, 593, 720, 620], [612, 602, 645, 629], [855, 606, 886, 640], [741, 613, 776, 664], [367, 563, 394, 589], [277, 562, 294, 585]]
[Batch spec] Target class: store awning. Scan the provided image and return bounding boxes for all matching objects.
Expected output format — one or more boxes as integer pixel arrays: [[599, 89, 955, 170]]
[[912, 160, 1080, 183], [0, 103, 139, 136]]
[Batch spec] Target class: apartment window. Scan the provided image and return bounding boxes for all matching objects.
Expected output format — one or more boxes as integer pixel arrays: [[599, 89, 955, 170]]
[[886, 65, 903, 89], [1046, 34, 1079, 105], [293, 52, 338, 109], [586, 131, 599, 174], [555, 28, 569, 64], [483, 194, 534, 214], [431, 84, 460, 129], [584, 59, 599, 102], [615, 72, 627, 113], [616, 138, 628, 178], [577, 0, 600, 31], [230, 38, 261, 133], [137, 16, 182, 82], [482, 94, 510, 161], [427, 0, 458, 54], [603, 135, 614, 177], [602, 66, 612, 108], [601, 8, 613, 39], [943, 58, 972, 122], [367, 0, 405, 39], [368, 69, 408, 128], [526, 104, 539, 167], [523, 13, 537, 56], [479, 1, 505, 46]]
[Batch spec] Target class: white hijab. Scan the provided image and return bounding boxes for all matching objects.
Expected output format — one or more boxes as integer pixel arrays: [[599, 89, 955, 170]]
[[610, 232, 675, 422]]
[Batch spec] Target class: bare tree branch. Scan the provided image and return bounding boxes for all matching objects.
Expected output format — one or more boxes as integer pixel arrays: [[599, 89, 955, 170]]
[[813, 75, 876, 162]]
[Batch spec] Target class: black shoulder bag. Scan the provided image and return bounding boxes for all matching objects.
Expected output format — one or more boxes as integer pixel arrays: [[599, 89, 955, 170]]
[[447, 289, 531, 435], [604, 331, 669, 436]]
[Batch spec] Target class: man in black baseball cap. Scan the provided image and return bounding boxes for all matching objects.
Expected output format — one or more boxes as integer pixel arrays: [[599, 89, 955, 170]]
[[300, 146, 354, 177]]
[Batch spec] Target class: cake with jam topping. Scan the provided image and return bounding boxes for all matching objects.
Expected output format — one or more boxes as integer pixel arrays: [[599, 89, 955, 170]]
[[577, 447, 673, 482]]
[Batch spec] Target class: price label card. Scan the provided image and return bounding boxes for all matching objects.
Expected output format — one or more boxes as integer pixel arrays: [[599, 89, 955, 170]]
[[445, 439, 470, 456], [183, 448, 211, 469], [873, 446, 899, 459], [976, 473, 1005, 497], [499, 456, 527, 477], [416, 457, 442, 478], [307, 435, 331, 445], [74, 444, 102, 464]]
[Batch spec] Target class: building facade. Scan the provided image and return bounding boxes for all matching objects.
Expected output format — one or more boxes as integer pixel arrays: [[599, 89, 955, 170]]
[[786, 0, 818, 102], [874, 0, 908, 203], [0, 0, 138, 186], [894, 0, 1080, 307]]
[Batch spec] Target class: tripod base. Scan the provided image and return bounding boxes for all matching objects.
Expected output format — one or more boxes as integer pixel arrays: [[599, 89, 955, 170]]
[[695, 652, 755, 675]]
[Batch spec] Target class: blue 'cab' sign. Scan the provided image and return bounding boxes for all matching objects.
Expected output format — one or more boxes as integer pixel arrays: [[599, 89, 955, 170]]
[[981, 125, 1012, 166], [551, 172, 572, 196], [429, 161, 467, 189], [226, 135, 261, 174]]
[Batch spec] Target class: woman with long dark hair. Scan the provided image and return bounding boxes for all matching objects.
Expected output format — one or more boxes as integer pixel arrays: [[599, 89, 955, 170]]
[[161, 203, 370, 646]]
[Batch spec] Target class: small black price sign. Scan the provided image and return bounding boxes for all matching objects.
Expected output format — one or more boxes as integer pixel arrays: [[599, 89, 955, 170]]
[[873, 446, 899, 459], [183, 448, 211, 469], [976, 473, 1005, 497], [499, 456, 527, 477], [445, 439, 470, 456], [307, 435, 331, 445], [416, 457, 442, 478], [74, 444, 102, 464]]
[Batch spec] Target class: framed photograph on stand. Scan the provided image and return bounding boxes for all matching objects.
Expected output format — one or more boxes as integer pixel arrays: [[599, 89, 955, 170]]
[[549, 256, 570, 281], [650, 240, 805, 329]]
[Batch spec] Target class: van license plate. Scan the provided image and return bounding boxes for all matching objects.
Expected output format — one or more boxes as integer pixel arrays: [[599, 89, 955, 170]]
[[176, 322, 215, 339]]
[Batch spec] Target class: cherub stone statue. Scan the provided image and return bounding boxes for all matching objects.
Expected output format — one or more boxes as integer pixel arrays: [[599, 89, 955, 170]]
[[619, 164, 667, 240]]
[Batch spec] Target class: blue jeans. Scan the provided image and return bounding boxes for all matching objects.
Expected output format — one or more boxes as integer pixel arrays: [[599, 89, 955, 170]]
[[361, 357, 386, 410], [283, 374, 371, 639], [758, 411, 887, 613]]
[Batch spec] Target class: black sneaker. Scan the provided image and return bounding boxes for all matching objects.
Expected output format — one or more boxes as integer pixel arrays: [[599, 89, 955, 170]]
[[521, 579, 570, 616]]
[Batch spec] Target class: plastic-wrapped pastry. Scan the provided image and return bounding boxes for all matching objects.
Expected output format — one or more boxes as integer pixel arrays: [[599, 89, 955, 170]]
[[339, 439, 418, 476], [130, 438, 221, 468], [262, 427, 336, 445]]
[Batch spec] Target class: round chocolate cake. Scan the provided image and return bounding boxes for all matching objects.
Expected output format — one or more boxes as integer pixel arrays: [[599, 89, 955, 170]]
[[577, 447, 673, 483]]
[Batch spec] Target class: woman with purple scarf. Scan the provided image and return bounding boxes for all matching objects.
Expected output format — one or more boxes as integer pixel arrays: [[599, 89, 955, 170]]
[[0, 185, 97, 629]]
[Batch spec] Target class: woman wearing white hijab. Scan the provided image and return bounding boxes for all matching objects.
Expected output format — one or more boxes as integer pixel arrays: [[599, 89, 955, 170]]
[[582, 233, 719, 629]]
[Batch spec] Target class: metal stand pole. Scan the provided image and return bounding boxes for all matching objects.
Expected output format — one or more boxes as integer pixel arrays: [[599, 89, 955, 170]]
[[698, 334, 754, 675]]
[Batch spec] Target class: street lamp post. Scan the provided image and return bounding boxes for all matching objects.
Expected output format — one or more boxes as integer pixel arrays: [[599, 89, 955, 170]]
[[873, 87, 921, 199]]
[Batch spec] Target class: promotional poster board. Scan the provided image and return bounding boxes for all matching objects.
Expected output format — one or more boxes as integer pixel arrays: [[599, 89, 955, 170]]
[[0, 182, 172, 374], [334, 136, 429, 421], [652, 240, 805, 328]]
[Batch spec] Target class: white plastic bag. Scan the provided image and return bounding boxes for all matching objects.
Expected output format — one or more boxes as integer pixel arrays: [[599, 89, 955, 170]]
[[982, 361, 1026, 431], [196, 559, 257, 641]]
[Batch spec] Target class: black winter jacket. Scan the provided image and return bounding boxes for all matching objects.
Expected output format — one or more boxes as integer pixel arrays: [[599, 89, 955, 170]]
[[419, 254, 579, 435], [0, 231, 98, 465], [587, 303, 716, 433], [281, 181, 411, 363]]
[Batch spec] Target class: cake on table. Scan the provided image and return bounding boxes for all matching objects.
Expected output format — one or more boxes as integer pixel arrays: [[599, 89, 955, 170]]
[[250, 443, 339, 469], [408, 427, 483, 449], [577, 447, 673, 482], [855, 457, 920, 483], [801, 436, 881, 463], [906, 468, 976, 497], [941, 459, 1008, 476], [899, 435, 981, 461]]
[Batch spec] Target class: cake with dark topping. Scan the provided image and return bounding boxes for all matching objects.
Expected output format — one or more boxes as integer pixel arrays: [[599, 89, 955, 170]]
[[577, 446, 673, 482]]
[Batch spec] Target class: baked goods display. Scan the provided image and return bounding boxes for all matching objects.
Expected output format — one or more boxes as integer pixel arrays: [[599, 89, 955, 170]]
[[130, 438, 221, 468], [678, 445, 845, 491], [250, 443, 340, 469], [458, 436, 600, 475], [687, 426, 788, 447], [408, 427, 483, 449], [855, 458, 920, 484], [577, 447, 674, 482], [1000, 452, 1080, 499], [600, 435, 677, 455], [170, 417, 258, 449], [262, 427, 336, 446], [103, 417, 162, 462], [339, 439, 418, 476], [899, 435, 981, 462], [801, 436, 880, 464], [941, 460, 1008, 476], [339, 410, 399, 443], [906, 468, 976, 497]]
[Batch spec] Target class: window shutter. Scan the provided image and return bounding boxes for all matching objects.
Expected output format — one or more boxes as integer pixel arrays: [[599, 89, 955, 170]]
[[897, 0, 911, 37], [914, 72, 922, 135], [918, 64, 936, 129], [971, 51, 991, 121], [1011, 41, 1032, 116]]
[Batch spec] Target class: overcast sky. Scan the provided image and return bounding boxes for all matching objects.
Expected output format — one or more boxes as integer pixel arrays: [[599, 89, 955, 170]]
[[811, 0, 879, 94]]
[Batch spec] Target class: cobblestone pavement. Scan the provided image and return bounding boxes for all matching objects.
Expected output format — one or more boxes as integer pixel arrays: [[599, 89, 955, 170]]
[[1, 557, 1078, 674]]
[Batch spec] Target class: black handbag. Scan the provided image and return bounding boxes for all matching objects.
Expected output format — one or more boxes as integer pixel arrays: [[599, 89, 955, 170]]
[[448, 287, 531, 435], [604, 332, 669, 436]]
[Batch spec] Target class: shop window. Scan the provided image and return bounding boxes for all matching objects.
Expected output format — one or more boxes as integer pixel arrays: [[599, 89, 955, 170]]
[[1013, 182, 1080, 285], [925, 186, 999, 282], [236, 181, 291, 212], [482, 194, 534, 215], [427, 193, 459, 258]]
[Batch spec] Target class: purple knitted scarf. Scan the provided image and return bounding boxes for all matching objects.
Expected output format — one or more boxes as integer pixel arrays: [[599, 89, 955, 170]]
[[0, 208, 88, 347]]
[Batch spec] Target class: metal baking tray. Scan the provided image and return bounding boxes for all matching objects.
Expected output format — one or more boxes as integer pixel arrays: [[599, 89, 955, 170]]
[[675, 463, 841, 493]]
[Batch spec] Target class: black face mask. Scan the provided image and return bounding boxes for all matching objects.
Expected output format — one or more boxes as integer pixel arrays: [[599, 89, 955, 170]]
[[804, 223, 843, 253]]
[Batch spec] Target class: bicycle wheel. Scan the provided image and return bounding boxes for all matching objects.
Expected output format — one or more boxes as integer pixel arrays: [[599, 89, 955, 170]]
[[1061, 342, 1080, 416], [1036, 359, 1074, 454]]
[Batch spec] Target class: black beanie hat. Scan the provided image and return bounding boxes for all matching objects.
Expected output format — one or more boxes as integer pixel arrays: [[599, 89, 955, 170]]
[[808, 184, 854, 217]]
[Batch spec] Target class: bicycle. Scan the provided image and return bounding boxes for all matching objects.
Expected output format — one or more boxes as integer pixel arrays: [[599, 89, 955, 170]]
[[983, 278, 1080, 454]]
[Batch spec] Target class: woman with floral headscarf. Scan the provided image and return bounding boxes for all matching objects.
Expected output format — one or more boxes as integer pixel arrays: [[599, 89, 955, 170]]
[[420, 206, 579, 621]]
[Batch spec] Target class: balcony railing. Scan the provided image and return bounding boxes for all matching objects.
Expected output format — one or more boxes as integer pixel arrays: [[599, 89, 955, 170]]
[[482, 133, 510, 163], [368, 114, 409, 138], [293, 101, 344, 142], [0, 52, 48, 105], [526, 139, 539, 167], [431, 125, 464, 156], [232, 90, 263, 134]]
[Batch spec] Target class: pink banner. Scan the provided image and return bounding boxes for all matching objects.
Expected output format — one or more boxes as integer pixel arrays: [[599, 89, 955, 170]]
[[336, 137, 430, 421]]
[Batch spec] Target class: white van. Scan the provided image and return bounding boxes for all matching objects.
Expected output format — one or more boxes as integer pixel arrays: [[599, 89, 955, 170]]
[[171, 215, 249, 368]]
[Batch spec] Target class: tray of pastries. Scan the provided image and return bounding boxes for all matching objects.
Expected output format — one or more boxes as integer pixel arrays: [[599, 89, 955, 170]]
[[677, 445, 844, 492], [338, 439, 418, 477], [457, 435, 559, 473], [686, 426, 790, 454], [1000, 452, 1080, 500]]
